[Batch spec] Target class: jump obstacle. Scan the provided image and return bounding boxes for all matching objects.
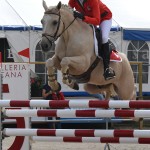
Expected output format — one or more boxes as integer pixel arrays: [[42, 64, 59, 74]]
[[0, 58, 146, 150], [3, 109, 150, 118], [3, 129, 150, 138], [1, 99, 150, 150], [0, 71, 150, 150], [1, 100, 150, 108]]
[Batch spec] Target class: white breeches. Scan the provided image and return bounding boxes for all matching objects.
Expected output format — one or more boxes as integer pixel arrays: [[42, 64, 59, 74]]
[[99, 18, 112, 44]]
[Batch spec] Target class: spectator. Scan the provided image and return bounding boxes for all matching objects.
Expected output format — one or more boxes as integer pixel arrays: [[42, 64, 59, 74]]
[[52, 91, 65, 100], [42, 83, 53, 100], [42, 83, 54, 128], [31, 77, 42, 97], [42, 83, 65, 100], [42, 83, 65, 129]]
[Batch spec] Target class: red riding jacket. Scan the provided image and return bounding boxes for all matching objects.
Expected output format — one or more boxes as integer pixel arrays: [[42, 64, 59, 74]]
[[68, 0, 112, 25]]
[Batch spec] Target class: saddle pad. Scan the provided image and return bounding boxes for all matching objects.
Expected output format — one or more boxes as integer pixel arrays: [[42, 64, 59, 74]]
[[92, 26, 122, 62], [110, 50, 122, 62]]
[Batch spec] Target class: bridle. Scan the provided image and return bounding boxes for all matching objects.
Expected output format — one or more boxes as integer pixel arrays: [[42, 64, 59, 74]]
[[42, 11, 76, 44]]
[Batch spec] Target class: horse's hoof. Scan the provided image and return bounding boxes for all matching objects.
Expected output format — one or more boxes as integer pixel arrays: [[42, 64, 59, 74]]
[[73, 82, 79, 90]]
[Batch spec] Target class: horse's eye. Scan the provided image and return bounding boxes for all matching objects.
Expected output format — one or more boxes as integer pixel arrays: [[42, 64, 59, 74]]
[[52, 20, 58, 26]]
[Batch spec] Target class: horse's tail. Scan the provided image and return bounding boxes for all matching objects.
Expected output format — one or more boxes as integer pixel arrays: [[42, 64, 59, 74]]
[[132, 84, 137, 100]]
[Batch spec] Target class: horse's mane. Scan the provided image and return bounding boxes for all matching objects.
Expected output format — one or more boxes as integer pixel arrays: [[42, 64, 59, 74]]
[[45, 4, 73, 14], [61, 4, 73, 13]]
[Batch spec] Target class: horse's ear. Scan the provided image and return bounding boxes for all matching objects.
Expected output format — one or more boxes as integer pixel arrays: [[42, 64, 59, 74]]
[[56, 1, 61, 10], [43, 0, 48, 11]]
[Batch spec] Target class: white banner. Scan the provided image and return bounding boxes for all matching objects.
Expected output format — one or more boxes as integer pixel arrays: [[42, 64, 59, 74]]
[[6, 31, 30, 62], [2, 63, 30, 100]]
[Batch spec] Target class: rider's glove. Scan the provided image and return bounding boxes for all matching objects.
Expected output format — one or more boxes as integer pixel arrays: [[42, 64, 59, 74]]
[[73, 11, 85, 20]]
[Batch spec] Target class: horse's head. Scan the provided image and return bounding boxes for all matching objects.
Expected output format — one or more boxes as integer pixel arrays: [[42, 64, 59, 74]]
[[40, 1, 62, 52]]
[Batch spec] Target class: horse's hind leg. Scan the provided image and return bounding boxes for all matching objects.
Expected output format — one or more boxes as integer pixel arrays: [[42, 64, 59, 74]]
[[129, 84, 137, 100], [115, 83, 136, 100], [84, 83, 117, 100]]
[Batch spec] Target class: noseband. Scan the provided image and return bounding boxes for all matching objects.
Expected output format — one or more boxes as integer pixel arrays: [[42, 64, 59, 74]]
[[42, 11, 76, 44]]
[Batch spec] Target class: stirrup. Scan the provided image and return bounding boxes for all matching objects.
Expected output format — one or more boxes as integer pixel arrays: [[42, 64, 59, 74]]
[[104, 67, 116, 80]]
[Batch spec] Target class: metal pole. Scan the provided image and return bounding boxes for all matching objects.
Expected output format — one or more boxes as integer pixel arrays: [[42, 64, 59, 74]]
[[0, 71, 2, 150], [130, 62, 143, 100], [138, 63, 143, 100]]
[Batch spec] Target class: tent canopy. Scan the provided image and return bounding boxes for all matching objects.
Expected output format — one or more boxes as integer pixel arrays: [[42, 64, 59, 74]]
[[1, 0, 150, 40], [0, 0, 67, 27], [1, 0, 150, 28]]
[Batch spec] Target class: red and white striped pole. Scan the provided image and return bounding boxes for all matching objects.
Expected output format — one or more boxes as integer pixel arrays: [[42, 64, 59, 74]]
[[32, 136, 150, 144], [1, 100, 150, 108], [3, 129, 150, 138], [4, 109, 150, 118]]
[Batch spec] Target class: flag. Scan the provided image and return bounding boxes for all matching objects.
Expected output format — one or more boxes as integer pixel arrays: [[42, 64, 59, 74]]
[[18, 48, 30, 58]]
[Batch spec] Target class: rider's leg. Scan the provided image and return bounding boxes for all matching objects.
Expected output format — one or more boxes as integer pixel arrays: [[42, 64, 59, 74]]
[[102, 42, 115, 80], [99, 19, 115, 80]]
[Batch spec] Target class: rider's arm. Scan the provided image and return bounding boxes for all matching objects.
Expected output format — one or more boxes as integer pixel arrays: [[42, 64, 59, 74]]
[[83, 0, 100, 25], [68, 0, 75, 9], [42, 89, 52, 99]]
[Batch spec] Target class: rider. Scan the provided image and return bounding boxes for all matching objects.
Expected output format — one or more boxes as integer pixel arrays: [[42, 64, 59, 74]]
[[68, 0, 116, 80]]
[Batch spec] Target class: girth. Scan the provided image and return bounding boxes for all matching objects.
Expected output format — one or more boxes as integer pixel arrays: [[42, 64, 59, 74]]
[[69, 57, 100, 83]]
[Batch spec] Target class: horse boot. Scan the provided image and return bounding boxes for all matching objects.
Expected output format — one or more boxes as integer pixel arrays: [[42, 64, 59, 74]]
[[101, 42, 116, 80]]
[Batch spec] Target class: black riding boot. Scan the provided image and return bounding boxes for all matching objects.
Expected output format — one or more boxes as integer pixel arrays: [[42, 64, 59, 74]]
[[101, 42, 116, 80]]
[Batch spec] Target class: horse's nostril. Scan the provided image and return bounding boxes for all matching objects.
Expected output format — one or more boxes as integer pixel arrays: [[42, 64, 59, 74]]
[[44, 44, 48, 49], [41, 43, 52, 52], [41, 44, 48, 49], [41, 38, 53, 52]]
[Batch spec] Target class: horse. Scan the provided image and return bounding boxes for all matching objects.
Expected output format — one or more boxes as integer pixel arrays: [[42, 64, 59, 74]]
[[40, 1, 136, 100]]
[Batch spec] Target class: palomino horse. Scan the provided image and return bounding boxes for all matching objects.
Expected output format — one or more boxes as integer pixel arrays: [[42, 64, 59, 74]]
[[40, 1, 136, 100]]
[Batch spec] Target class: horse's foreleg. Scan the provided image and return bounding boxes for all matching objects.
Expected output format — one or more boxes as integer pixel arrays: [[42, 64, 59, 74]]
[[61, 66, 70, 85], [61, 66, 79, 90], [60, 56, 87, 90], [46, 56, 61, 91], [47, 67, 61, 91]]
